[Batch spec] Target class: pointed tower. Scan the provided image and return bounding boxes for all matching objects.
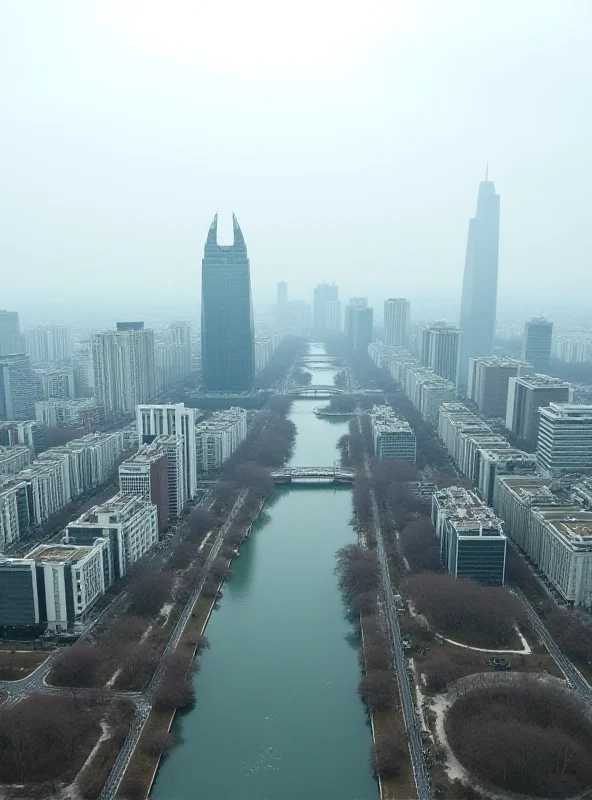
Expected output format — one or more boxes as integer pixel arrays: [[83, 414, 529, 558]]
[[200, 213, 255, 391]]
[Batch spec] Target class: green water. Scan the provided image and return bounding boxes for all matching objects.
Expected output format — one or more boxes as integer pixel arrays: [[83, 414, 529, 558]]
[[151, 350, 378, 800]]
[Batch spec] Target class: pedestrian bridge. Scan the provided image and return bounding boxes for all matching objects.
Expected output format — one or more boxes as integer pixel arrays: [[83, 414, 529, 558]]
[[271, 467, 356, 484], [299, 355, 343, 364], [286, 385, 345, 397]]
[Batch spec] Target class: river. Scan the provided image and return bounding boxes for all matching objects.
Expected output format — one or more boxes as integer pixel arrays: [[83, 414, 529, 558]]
[[151, 345, 378, 800]]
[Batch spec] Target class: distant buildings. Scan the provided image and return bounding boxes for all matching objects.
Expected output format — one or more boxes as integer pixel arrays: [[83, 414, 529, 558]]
[[118, 444, 169, 530], [0, 311, 21, 357], [92, 326, 156, 416], [370, 405, 416, 463], [195, 407, 248, 472], [325, 300, 342, 332], [277, 281, 288, 307], [467, 356, 530, 418], [23, 326, 71, 364], [522, 317, 553, 373], [552, 336, 592, 364], [420, 323, 461, 384], [35, 398, 104, 429], [313, 283, 339, 331], [537, 403, 592, 475], [384, 298, 410, 348], [345, 299, 374, 351], [0, 446, 31, 477], [506, 374, 572, 446], [432, 487, 507, 585], [201, 214, 255, 392], [0, 354, 36, 420], [0, 420, 41, 453], [458, 175, 501, 387], [0, 478, 30, 550], [33, 366, 77, 400], [255, 333, 284, 373]]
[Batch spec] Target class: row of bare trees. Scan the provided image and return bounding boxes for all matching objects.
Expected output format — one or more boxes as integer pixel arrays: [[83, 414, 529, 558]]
[[255, 336, 307, 389]]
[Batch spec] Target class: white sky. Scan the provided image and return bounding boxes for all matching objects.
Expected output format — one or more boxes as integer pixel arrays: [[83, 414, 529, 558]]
[[1, 0, 591, 322]]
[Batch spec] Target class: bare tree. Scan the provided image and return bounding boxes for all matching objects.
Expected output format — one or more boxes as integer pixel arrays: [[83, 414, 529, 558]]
[[128, 570, 174, 616], [358, 670, 394, 711]]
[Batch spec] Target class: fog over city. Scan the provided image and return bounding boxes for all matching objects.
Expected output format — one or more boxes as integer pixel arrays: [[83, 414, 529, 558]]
[[2, 1, 592, 323]]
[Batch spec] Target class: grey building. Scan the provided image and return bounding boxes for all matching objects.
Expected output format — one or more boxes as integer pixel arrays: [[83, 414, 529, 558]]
[[420, 323, 461, 384], [0, 354, 36, 420], [0, 311, 22, 357], [0, 557, 40, 629], [92, 327, 156, 416], [506, 374, 572, 446], [344, 299, 373, 350], [458, 174, 501, 387], [522, 317, 553, 372], [313, 283, 339, 331], [201, 214, 255, 392], [537, 403, 592, 475], [467, 356, 529, 419], [384, 298, 410, 348]]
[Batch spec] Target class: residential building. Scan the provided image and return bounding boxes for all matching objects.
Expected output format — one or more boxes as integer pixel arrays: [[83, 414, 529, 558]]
[[35, 398, 104, 429], [201, 213, 255, 392], [0, 446, 31, 477], [33, 367, 77, 400], [522, 317, 553, 373], [345, 299, 373, 350], [277, 281, 288, 306], [467, 356, 529, 418], [0, 353, 36, 420], [169, 322, 192, 378], [66, 493, 158, 581], [313, 283, 339, 331], [153, 434, 186, 517], [537, 403, 592, 475], [255, 333, 284, 373], [325, 300, 342, 332], [118, 444, 169, 530], [431, 487, 507, 585], [0, 420, 41, 454], [195, 407, 248, 472], [116, 321, 144, 331], [384, 298, 410, 348], [0, 478, 30, 550], [0, 311, 21, 357], [552, 336, 592, 364], [370, 405, 416, 463], [420, 323, 461, 384], [458, 174, 501, 386], [92, 327, 156, 416], [16, 460, 72, 526], [23, 326, 71, 364], [506, 374, 572, 446]]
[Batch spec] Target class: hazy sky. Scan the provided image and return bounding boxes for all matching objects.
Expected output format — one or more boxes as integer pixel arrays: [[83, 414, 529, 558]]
[[2, 1, 591, 323]]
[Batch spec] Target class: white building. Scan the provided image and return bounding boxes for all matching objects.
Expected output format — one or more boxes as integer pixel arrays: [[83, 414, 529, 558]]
[[537, 404, 592, 476], [92, 328, 156, 416], [153, 434, 186, 517], [254, 333, 284, 373], [24, 326, 71, 364], [0, 478, 29, 550], [17, 460, 72, 526], [195, 407, 248, 472], [383, 298, 410, 348], [506, 374, 572, 446], [369, 405, 416, 463], [420, 323, 461, 385], [0, 445, 31, 477]]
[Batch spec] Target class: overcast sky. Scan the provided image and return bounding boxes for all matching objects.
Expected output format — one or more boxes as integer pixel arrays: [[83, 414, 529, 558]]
[[2, 1, 591, 324]]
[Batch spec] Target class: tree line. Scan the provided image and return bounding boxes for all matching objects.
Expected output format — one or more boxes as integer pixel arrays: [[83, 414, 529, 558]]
[[255, 336, 308, 389]]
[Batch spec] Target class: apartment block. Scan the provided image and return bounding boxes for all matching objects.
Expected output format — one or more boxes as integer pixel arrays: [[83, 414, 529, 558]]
[[35, 398, 104, 429], [195, 407, 248, 472], [537, 404, 592, 476], [0, 478, 30, 550], [370, 405, 416, 463], [119, 444, 169, 530], [0, 446, 31, 477], [467, 356, 530, 419], [506, 374, 572, 446]]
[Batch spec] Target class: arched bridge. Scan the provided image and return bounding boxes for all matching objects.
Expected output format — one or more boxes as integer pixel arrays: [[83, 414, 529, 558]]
[[286, 385, 345, 397], [298, 355, 343, 364], [271, 467, 355, 484]]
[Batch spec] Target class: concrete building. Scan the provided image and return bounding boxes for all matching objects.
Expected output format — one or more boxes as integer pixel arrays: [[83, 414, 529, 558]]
[[477, 449, 538, 507], [431, 486, 507, 585], [420, 323, 461, 384], [136, 404, 198, 504], [92, 327, 156, 416], [458, 175, 501, 387], [195, 407, 248, 473], [17, 460, 72, 526], [33, 366, 77, 400], [537, 403, 592, 475], [66, 493, 158, 581], [384, 298, 410, 348], [313, 283, 339, 331], [522, 317, 553, 373], [0, 478, 30, 550], [0, 311, 22, 357], [467, 356, 530, 419], [118, 444, 169, 530], [0, 354, 36, 421], [24, 326, 71, 364], [169, 322, 192, 379], [552, 336, 592, 365], [201, 214, 255, 392], [0, 557, 41, 629], [0, 446, 31, 477], [255, 333, 284, 373], [152, 434, 186, 517], [0, 420, 40, 453], [325, 300, 342, 332], [506, 374, 572, 446], [345, 300, 373, 351], [35, 398, 104, 429], [370, 405, 416, 463]]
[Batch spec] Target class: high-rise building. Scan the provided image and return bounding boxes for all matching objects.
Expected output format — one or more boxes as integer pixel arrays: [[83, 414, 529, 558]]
[[92, 328, 155, 416], [118, 444, 169, 531], [344, 298, 373, 350], [384, 298, 410, 348], [195, 407, 248, 473], [277, 281, 288, 306], [370, 405, 416, 463], [0, 478, 30, 550], [420, 323, 461, 384], [313, 283, 339, 331], [522, 317, 553, 372], [0, 311, 21, 357], [201, 214, 255, 392], [23, 326, 71, 364], [0, 354, 36, 420], [537, 403, 592, 475], [467, 356, 529, 418], [116, 321, 144, 331], [506, 374, 572, 446], [325, 300, 342, 332], [458, 174, 501, 386], [169, 322, 192, 378]]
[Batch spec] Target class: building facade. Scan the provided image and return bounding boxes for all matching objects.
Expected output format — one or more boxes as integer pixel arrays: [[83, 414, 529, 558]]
[[0, 446, 31, 477], [0, 354, 36, 421], [467, 356, 529, 419], [370, 405, 416, 463], [537, 403, 592, 475], [0, 311, 21, 357], [384, 298, 410, 348], [92, 327, 155, 416], [195, 407, 248, 472], [420, 323, 461, 384], [522, 317, 553, 373], [313, 283, 339, 331], [23, 326, 71, 364], [118, 444, 169, 530], [506, 374, 572, 446]]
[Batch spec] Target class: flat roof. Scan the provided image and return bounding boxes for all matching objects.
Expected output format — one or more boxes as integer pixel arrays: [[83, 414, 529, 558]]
[[25, 544, 94, 563]]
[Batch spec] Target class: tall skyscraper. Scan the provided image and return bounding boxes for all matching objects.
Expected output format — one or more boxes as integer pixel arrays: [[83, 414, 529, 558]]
[[92, 328, 155, 416], [24, 326, 71, 364], [313, 283, 339, 331], [277, 281, 288, 307], [384, 298, 410, 347], [0, 311, 21, 357], [458, 173, 501, 386], [420, 323, 461, 384], [522, 317, 553, 372], [345, 299, 373, 350], [325, 300, 342, 332], [201, 214, 255, 392], [0, 354, 36, 420]]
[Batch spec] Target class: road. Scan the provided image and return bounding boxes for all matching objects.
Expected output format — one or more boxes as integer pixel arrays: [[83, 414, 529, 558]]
[[513, 586, 592, 707]]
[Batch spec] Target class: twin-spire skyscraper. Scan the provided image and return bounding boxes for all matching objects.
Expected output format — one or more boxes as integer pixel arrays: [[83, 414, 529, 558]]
[[201, 213, 255, 392]]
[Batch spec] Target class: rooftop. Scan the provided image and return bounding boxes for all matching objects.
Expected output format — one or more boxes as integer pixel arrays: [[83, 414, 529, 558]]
[[540, 403, 592, 419], [25, 543, 95, 563], [514, 374, 571, 390]]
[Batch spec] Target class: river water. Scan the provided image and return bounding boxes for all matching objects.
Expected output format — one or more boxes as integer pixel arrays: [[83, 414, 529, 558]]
[[151, 345, 378, 800]]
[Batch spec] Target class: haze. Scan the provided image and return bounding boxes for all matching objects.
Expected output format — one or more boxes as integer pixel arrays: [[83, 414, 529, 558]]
[[2, 0, 591, 322]]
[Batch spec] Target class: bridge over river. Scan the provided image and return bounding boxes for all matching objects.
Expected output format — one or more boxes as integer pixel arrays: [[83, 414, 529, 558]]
[[286, 385, 345, 397], [270, 466, 355, 484]]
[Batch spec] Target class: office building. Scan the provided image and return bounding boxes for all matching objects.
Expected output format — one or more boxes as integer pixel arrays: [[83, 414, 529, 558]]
[[477, 449, 537, 507], [66, 493, 158, 581], [458, 173, 501, 386], [35, 398, 104, 430], [522, 317, 553, 372], [92, 327, 155, 416], [506, 374, 572, 446], [370, 405, 416, 463], [0, 557, 40, 628], [537, 403, 592, 475], [0, 354, 36, 420], [467, 356, 529, 418], [313, 283, 339, 331], [420, 323, 461, 384], [277, 281, 288, 306], [0, 311, 21, 357], [195, 407, 248, 472], [0, 478, 30, 551], [23, 326, 71, 364], [118, 444, 169, 530], [431, 487, 506, 585], [384, 298, 410, 348], [345, 299, 373, 350], [325, 300, 342, 332], [201, 214, 255, 392], [136, 404, 198, 505]]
